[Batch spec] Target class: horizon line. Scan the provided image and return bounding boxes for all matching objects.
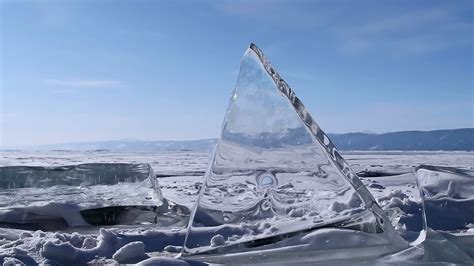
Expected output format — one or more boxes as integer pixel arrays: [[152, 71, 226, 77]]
[[1, 127, 472, 148]]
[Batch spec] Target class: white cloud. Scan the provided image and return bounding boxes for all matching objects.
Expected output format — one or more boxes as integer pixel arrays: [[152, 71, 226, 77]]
[[43, 79, 123, 88]]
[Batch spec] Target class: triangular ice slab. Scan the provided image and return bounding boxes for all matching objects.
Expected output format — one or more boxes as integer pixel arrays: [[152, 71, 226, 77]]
[[182, 44, 406, 261]]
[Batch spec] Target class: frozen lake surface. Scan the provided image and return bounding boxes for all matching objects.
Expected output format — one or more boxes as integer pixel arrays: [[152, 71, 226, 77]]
[[0, 150, 473, 265]]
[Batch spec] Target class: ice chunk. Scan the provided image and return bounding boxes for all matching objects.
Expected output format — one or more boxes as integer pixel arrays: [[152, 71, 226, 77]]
[[419, 229, 474, 263], [0, 163, 164, 230], [0, 163, 159, 189], [415, 165, 474, 231], [112, 241, 148, 263], [181, 43, 406, 262]]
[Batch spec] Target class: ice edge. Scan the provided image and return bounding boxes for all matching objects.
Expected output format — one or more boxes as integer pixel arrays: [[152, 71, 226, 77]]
[[247, 43, 398, 237]]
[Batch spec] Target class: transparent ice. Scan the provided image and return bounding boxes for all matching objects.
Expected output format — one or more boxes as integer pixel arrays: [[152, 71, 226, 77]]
[[415, 165, 474, 231], [413, 165, 474, 263], [0, 163, 169, 230], [182, 44, 406, 261]]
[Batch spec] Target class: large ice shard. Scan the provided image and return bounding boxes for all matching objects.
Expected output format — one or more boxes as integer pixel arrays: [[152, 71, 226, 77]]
[[0, 163, 180, 231], [181, 44, 406, 262]]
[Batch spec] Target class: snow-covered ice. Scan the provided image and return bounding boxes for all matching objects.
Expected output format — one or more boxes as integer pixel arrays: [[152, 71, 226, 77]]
[[0, 150, 473, 265]]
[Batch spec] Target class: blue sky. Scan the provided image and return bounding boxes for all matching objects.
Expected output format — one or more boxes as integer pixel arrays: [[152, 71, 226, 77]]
[[1, 0, 473, 146]]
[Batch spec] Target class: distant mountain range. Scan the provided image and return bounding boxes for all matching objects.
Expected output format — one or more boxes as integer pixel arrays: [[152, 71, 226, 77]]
[[329, 128, 473, 151], [1, 128, 472, 152], [8, 139, 218, 152]]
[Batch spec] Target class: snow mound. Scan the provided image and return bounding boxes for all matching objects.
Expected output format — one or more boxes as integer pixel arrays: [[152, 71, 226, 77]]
[[112, 241, 148, 263]]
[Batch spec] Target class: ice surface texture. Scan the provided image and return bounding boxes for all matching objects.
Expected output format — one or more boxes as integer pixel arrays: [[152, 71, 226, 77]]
[[182, 44, 406, 261], [415, 165, 474, 231], [0, 163, 164, 230], [0, 163, 157, 189]]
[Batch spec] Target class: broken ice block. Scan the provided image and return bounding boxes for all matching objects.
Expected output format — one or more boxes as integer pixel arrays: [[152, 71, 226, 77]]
[[0, 163, 165, 230], [415, 165, 474, 232]]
